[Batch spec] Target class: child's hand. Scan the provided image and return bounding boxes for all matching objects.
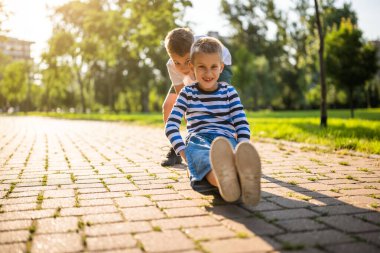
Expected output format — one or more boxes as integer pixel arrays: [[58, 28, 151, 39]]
[[179, 150, 186, 162]]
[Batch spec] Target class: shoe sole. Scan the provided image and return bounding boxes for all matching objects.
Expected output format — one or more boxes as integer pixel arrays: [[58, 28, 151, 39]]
[[235, 142, 261, 206], [210, 137, 241, 202]]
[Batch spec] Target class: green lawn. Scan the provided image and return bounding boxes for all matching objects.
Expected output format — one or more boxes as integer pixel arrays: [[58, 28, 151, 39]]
[[247, 109, 380, 154], [20, 108, 380, 154]]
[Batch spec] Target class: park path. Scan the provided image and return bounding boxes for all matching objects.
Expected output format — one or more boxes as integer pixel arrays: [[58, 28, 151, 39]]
[[0, 116, 379, 253]]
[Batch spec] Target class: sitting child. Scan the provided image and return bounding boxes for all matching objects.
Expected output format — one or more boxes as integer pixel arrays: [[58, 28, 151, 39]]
[[165, 37, 261, 206]]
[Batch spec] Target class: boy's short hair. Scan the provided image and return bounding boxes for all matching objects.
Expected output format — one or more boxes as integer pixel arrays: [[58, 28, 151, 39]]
[[190, 37, 223, 63], [165, 28, 194, 56]]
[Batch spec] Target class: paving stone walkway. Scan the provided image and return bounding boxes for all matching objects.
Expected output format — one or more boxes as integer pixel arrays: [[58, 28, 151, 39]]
[[0, 116, 379, 253]]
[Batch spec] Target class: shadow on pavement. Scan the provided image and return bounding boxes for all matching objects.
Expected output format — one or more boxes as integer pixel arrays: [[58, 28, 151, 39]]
[[201, 174, 380, 252]]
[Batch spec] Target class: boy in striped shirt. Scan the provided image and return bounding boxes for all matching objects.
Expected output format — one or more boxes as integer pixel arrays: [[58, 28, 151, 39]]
[[165, 37, 261, 206]]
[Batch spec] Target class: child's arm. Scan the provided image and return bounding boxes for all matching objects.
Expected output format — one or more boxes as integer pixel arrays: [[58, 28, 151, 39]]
[[228, 87, 251, 142], [165, 89, 189, 156], [173, 84, 185, 94]]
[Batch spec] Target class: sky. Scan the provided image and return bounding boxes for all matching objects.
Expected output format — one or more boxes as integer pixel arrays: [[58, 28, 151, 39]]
[[2, 0, 380, 62]]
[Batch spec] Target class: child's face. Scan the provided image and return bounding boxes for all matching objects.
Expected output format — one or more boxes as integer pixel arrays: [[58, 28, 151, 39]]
[[191, 52, 224, 92], [170, 52, 191, 76]]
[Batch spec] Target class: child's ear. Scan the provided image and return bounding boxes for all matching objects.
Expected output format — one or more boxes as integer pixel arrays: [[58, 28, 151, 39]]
[[220, 63, 224, 73]]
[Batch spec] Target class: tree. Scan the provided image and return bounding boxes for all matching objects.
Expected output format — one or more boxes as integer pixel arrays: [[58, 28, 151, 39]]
[[221, 0, 290, 109], [325, 19, 378, 117], [43, 0, 191, 113], [115, 0, 191, 112], [233, 47, 279, 110], [323, 2, 357, 29], [0, 61, 32, 110]]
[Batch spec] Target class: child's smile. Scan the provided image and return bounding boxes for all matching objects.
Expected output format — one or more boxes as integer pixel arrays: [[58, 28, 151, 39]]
[[191, 52, 224, 92]]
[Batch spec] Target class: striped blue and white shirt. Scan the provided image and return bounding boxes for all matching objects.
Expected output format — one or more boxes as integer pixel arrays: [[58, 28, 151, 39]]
[[165, 82, 251, 154]]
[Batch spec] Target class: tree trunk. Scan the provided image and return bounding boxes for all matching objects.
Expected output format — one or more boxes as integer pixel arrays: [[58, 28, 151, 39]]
[[46, 85, 50, 112], [77, 70, 86, 113], [349, 87, 355, 118], [141, 88, 149, 113], [253, 90, 258, 111], [314, 0, 328, 128], [26, 74, 31, 113], [106, 65, 115, 112]]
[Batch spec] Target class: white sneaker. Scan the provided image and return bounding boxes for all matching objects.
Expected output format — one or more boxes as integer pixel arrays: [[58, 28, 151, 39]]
[[235, 142, 261, 206], [210, 137, 241, 202]]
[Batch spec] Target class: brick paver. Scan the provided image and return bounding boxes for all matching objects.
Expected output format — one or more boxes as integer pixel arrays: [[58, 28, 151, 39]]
[[0, 116, 379, 252]]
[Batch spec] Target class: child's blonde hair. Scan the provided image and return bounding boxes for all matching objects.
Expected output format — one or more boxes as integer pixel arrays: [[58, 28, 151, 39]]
[[190, 37, 223, 63], [165, 28, 194, 56]]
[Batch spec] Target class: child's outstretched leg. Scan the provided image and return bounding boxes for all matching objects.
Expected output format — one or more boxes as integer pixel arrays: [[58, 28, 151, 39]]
[[235, 142, 261, 206], [209, 137, 241, 202]]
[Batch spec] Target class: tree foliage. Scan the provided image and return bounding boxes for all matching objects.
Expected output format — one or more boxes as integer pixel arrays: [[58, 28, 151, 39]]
[[325, 19, 378, 117], [41, 0, 191, 113], [0, 0, 378, 113], [0, 61, 32, 109]]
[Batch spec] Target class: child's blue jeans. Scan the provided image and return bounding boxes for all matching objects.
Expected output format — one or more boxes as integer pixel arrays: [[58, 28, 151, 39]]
[[185, 133, 238, 182]]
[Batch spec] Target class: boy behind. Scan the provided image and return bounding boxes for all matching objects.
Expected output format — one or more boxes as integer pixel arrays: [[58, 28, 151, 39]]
[[165, 37, 261, 206], [161, 28, 233, 166]]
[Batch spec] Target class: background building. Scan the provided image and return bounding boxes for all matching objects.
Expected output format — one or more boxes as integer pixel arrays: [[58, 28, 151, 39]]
[[0, 35, 33, 61]]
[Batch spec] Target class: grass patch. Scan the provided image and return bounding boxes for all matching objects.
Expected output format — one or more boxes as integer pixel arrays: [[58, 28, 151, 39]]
[[42, 175, 48, 186], [310, 158, 325, 165], [99, 178, 110, 192], [288, 181, 298, 186], [148, 173, 157, 179], [368, 194, 380, 199], [36, 192, 44, 210], [77, 220, 85, 230], [53, 207, 62, 218], [4, 182, 17, 198], [286, 192, 312, 201], [357, 167, 372, 173], [167, 176, 179, 182], [282, 242, 305, 251], [345, 175, 358, 181], [26, 221, 37, 253], [248, 109, 380, 155], [70, 173, 77, 183], [294, 166, 312, 173], [74, 188, 80, 207], [152, 226, 162, 232], [236, 231, 250, 238]]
